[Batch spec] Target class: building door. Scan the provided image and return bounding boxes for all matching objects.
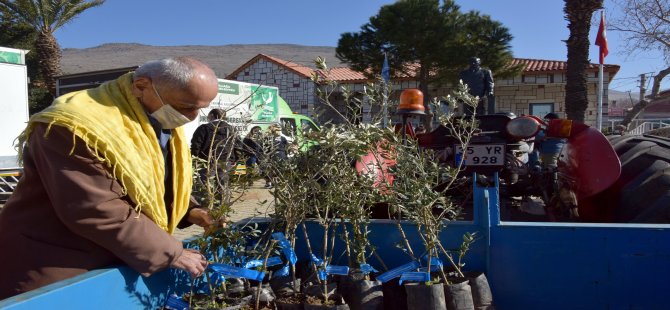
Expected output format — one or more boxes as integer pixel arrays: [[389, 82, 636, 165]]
[[529, 103, 554, 118]]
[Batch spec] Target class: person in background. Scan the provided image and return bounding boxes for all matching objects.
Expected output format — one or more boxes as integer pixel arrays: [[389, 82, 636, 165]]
[[243, 126, 262, 167], [615, 124, 627, 135], [190, 108, 240, 187], [243, 126, 262, 186], [0, 57, 218, 299], [532, 112, 567, 168], [263, 124, 289, 189], [415, 124, 426, 135]]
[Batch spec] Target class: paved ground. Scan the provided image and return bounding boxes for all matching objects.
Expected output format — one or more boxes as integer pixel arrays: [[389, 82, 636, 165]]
[[172, 180, 275, 241]]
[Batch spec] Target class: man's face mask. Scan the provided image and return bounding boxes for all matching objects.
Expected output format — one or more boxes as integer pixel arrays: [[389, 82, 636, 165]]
[[150, 84, 191, 129]]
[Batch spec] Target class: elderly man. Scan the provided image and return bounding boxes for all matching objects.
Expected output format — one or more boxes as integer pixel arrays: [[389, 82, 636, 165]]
[[0, 57, 218, 299]]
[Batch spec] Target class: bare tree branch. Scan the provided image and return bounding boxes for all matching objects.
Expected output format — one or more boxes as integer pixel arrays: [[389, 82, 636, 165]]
[[610, 0, 670, 128], [610, 0, 670, 58], [621, 66, 670, 127], [651, 66, 670, 95]]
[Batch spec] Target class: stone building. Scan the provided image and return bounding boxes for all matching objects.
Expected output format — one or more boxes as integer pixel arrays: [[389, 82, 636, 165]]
[[226, 54, 620, 126], [226, 54, 319, 116], [496, 59, 619, 124]]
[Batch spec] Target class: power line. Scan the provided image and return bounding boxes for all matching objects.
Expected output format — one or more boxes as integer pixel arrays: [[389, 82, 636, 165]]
[[611, 72, 656, 81], [611, 75, 642, 81], [609, 72, 659, 91], [609, 80, 640, 91]]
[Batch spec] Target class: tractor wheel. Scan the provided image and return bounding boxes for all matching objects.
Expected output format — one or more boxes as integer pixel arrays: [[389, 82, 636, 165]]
[[601, 134, 670, 223]]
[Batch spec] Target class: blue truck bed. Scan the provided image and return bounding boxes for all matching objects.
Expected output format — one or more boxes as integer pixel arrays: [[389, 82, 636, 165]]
[[2, 177, 668, 309]]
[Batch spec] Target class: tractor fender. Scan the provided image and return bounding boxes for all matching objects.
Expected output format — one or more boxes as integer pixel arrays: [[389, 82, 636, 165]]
[[557, 125, 621, 200]]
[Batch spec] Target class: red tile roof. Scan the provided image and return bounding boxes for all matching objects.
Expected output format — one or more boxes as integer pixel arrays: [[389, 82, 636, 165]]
[[227, 55, 621, 83], [315, 67, 368, 82], [510, 58, 620, 73], [262, 54, 315, 77], [225, 54, 315, 79]]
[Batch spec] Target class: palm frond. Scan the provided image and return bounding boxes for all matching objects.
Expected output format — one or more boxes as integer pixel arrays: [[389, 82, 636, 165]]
[[0, 0, 104, 32]]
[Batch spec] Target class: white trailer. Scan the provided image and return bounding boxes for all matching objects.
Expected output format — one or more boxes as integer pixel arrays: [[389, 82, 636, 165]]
[[0, 47, 29, 200]]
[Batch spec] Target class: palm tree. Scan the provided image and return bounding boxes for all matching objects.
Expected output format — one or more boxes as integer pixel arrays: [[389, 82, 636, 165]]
[[563, 0, 603, 122], [0, 0, 105, 96]]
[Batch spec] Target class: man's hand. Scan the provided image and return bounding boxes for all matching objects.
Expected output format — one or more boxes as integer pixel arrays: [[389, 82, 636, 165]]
[[170, 248, 208, 278], [186, 208, 226, 234], [186, 208, 214, 227]]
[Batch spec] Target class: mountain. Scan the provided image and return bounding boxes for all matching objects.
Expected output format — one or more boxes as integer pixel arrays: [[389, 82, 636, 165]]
[[60, 43, 344, 77], [609, 89, 638, 107], [609, 89, 638, 101]]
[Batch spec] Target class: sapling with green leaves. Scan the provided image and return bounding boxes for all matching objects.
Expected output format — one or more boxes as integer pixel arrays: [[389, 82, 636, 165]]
[[379, 82, 481, 285], [258, 58, 389, 303], [265, 142, 313, 292], [186, 124, 272, 308], [261, 122, 356, 303], [311, 58, 400, 276]]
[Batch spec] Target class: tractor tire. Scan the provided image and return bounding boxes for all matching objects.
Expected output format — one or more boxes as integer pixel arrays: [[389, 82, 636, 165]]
[[601, 134, 670, 223]]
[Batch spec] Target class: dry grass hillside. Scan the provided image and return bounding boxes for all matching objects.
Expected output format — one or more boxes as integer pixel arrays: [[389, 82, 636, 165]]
[[60, 43, 344, 77]]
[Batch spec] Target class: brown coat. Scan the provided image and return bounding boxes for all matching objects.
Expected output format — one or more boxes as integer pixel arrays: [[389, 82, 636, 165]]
[[0, 124, 184, 299]]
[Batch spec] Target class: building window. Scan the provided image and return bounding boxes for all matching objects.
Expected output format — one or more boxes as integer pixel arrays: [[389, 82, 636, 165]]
[[521, 75, 526, 83], [244, 71, 250, 76], [293, 83, 300, 87], [549, 74, 554, 83], [529, 103, 554, 118]]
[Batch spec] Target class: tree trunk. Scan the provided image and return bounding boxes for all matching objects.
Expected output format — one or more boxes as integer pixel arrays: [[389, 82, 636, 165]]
[[36, 30, 62, 97], [620, 99, 652, 129], [563, 0, 603, 122]]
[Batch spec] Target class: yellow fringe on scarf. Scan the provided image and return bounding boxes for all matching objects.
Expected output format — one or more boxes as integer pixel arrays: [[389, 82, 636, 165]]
[[17, 73, 192, 233]]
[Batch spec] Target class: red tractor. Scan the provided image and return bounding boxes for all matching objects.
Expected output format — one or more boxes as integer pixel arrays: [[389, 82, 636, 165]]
[[415, 113, 670, 223]]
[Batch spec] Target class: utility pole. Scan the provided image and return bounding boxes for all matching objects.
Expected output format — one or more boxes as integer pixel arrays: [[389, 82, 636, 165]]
[[620, 73, 653, 130], [639, 73, 647, 103]]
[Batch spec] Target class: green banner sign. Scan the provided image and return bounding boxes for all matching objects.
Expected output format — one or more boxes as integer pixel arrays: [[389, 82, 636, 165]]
[[218, 81, 239, 95], [0, 51, 22, 65], [251, 86, 278, 122]]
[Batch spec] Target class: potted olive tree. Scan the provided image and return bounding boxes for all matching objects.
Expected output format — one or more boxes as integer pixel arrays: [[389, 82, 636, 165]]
[[376, 84, 494, 310], [175, 124, 275, 309]]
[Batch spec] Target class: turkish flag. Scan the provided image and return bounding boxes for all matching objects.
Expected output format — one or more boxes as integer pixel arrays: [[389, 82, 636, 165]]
[[595, 12, 609, 64]]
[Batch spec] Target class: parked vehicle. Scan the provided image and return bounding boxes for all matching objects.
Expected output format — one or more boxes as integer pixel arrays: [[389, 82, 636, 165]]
[[418, 112, 670, 223], [0, 47, 29, 202], [358, 109, 655, 223], [182, 79, 319, 147]]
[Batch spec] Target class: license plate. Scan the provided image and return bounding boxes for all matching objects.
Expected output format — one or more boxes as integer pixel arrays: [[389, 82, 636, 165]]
[[455, 144, 505, 166]]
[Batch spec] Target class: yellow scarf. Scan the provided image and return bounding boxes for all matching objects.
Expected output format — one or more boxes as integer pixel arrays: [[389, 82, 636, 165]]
[[18, 72, 192, 233]]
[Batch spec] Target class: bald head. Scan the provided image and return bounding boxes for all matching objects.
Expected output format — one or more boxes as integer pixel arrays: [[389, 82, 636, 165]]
[[134, 57, 217, 92], [132, 57, 219, 120]]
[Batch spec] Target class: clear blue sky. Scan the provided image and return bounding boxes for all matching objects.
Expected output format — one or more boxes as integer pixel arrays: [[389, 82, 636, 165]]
[[55, 0, 666, 94]]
